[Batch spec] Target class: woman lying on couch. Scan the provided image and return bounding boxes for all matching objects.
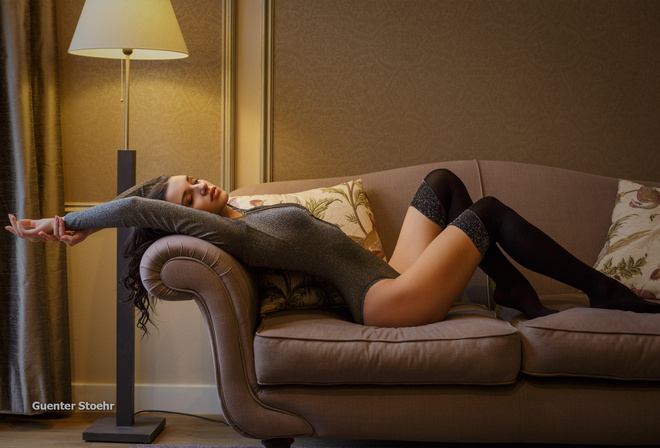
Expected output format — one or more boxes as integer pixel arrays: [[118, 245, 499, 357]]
[[7, 169, 660, 330]]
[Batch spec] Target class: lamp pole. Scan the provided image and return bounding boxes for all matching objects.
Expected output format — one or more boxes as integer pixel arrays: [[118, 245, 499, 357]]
[[115, 47, 138, 428], [115, 150, 136, 428], [123, 49, 132, 151], [83, 50, 165, 444]]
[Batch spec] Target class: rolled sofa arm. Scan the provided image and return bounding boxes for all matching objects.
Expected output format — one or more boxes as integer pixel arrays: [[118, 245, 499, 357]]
[[140, 234, 313, 440]]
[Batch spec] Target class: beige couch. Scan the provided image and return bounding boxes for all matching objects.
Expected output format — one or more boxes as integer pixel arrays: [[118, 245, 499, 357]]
[[141, 160, 660, 447]]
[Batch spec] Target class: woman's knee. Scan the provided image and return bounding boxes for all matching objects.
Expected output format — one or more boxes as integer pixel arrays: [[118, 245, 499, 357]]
[[424, 168, 460, 190], [469, 196, 507, 238], [473, 196, 504, 211]]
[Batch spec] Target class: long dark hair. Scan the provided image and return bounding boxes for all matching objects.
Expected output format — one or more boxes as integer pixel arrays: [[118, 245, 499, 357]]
[[122, 174, 171, 335]]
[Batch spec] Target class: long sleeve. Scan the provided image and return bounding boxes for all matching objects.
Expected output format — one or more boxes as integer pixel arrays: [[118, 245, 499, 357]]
[[63, 196, 248, 258]]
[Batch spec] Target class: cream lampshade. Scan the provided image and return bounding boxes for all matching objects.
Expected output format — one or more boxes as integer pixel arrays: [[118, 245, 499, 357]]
[[69, 0, 188, 60]]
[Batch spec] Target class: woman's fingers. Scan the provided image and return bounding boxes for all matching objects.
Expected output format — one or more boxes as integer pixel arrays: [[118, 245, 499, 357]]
[[6, 215, 60, 243], [39, 231, 60, 242], [7, 214, 21, 236], [61, 228, 92, 247], [8, 214, 37, 241], [60, 233, 80, 247], [5, 215, 19, 236], [56, 217, 83, 246], [53, 216, 63, 240], [44, 216, 64, 243]]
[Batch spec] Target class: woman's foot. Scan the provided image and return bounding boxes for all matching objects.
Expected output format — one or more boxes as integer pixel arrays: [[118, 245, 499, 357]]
[[493, 281, 558, 319], [589, 280, 660, 313]]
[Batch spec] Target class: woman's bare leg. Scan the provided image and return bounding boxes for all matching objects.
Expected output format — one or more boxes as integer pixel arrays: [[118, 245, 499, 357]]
[[365, 226, 482, 327], [391, 169, 556, 318], [388, 207, 442, 274]]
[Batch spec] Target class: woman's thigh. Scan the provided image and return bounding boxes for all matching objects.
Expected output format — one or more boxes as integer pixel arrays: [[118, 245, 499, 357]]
[[364, 226, 482, 327], [388, 207, 442, 274]]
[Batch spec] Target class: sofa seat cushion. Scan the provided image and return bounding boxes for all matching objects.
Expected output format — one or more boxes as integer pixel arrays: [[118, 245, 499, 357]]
[[515, 297, 660, 380], [254, 304, 521, 386]]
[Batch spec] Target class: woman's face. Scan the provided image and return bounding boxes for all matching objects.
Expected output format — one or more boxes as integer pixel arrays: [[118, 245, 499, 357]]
[[165, 175, 229, 215]]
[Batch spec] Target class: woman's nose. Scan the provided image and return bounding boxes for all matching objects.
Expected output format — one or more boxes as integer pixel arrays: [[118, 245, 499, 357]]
[[196, 181, 208, 195]]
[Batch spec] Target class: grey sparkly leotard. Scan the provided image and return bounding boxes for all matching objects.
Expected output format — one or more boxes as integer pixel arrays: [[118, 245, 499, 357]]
[[64, 180, 399, 324]]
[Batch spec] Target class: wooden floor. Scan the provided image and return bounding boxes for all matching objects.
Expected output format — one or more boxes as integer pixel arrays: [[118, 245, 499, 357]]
[[0, 411, 443, 447], [0, 412, 259, 447], [1, 411, 645, 448]]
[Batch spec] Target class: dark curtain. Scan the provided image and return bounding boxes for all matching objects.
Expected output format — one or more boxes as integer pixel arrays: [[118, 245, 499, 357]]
[[0, 0, 71, 414]]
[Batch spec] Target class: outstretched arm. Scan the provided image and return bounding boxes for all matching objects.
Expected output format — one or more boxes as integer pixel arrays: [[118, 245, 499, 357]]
[[5, 176, 166, 246], [63, 196, 245, 254]]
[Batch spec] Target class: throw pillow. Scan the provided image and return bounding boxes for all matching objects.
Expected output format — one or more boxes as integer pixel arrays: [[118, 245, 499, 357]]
[[594, 180, 660, 299], [229, 179, 386, 316]]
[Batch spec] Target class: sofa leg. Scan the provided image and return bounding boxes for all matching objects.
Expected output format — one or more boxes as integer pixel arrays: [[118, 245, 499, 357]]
[[262, 437, 294, 448]]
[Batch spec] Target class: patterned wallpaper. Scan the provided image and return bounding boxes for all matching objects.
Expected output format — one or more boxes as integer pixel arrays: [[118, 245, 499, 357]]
[[57, 0, 226, 202], [272, 0, 660, 182]]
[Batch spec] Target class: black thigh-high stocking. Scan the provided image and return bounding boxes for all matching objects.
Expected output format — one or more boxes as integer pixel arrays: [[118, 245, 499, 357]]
[[468, 197, 660, 313], [420, 170, 556, 317]]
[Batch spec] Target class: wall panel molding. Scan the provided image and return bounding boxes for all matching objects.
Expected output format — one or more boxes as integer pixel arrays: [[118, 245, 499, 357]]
[[221, 0, 236, 191], [260, 0, 274, 183]]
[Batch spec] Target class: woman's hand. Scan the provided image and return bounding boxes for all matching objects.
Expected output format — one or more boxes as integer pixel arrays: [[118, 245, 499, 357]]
[[6, 214, 96, 247], [53, 216, 97, 246], [6, 215, 57, 242]]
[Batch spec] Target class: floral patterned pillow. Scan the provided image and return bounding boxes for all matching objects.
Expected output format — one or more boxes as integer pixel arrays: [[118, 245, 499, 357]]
[[594, 180, 660, 299], [229, 179, 386, 316]]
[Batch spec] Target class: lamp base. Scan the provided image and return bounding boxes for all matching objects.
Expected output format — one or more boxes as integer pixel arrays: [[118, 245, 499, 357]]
[[82, 415, 165, 443]]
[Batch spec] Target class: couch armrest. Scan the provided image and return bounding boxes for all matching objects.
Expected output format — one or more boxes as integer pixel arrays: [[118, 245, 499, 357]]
[[140, 234, 313, 439], [140, 234, 260, 330]]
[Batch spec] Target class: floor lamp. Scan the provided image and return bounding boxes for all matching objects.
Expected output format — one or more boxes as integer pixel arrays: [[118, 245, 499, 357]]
[[68, 0, 188, 443]]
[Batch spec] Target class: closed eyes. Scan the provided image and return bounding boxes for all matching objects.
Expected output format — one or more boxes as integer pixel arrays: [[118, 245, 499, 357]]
[[182, 176, 199, 207]]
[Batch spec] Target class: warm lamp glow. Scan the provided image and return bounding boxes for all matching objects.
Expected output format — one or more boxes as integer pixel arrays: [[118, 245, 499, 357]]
[[68, 0, 188, 60]]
